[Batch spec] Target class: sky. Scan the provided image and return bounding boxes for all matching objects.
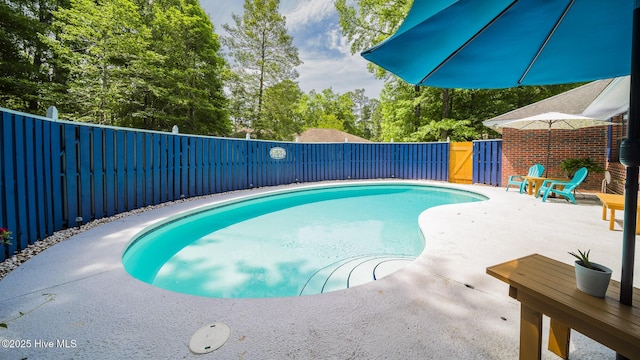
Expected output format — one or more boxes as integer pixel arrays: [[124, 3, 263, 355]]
[[199, 0, 385, 99]]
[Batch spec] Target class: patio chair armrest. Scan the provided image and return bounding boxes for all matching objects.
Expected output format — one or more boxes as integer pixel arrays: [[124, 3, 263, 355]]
[[541, 180, 567, 188], [540, 179, 553, 188]]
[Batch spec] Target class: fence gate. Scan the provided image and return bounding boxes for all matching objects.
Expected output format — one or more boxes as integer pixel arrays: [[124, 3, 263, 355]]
[[449, 142, 473, 184]]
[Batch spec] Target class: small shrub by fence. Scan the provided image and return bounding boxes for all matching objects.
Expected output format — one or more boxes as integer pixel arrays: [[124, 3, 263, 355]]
[[0, 108, 511, 261]]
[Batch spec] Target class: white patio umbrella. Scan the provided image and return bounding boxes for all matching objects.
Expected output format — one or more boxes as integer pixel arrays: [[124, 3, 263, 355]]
[[484, 112, 617, 175]]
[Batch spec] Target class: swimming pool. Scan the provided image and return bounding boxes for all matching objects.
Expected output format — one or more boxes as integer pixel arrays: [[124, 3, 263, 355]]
[[122, 183, 486, 298]]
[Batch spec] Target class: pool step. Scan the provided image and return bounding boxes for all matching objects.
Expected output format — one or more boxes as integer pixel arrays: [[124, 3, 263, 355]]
[[299, 255, 415, 296]]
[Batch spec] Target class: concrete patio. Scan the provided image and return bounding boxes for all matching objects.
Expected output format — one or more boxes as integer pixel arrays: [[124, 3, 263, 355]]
[[0, 180, 636, 359]]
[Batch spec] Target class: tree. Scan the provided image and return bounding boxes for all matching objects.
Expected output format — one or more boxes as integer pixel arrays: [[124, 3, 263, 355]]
[[0, 0, 38, 111], [222, 0, 302, 131], [39, 0, 230, 134], [377, 78, 583, 142], [257, 80, 303, 140], [335, 0, 411, 79], [297, 88, 357, 135], [378, 80, 420, 142], [368, 99, 384, 141], [142, 0, 229, 135], [348, 89, 378, 139], [0, 0, 69, 113], [225, 69, 254, 134], [46, 0, 152, 124]]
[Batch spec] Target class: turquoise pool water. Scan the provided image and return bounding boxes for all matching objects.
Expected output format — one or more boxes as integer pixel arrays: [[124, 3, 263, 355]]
[[122, 183, 486, 298]]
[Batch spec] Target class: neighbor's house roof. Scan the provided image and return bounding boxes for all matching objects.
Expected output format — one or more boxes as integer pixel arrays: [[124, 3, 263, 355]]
[[486, 78, 615, 124], [296, 128, 372, 143], [484, 77, 630, 133]]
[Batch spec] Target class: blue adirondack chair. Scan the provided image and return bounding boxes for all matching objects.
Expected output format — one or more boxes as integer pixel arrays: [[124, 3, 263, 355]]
[[536, 167, 589, 204], [505, 164, 545, 193]]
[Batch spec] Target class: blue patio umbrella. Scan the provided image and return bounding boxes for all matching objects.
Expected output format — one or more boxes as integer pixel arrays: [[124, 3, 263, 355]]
[[363, 0, 639, 308], [362, 0, 632, 88]]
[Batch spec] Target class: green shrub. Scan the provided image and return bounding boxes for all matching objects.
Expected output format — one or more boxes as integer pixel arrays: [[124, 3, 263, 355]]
[[560, 157, 605, 178]]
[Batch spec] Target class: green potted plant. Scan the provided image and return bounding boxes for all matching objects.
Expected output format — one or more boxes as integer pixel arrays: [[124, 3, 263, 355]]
[[560, 157, 605, 179], [569, 249, 612, 297]]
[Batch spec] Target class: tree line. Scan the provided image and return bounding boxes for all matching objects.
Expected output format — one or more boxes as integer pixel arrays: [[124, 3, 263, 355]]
[[1, 0, 580, 141], [0, 0, 379, 140], [2, 0, 229, 135]]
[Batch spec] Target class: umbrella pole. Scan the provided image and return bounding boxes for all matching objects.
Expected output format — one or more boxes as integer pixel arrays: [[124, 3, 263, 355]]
[[611, 8, 639, 360], [545, 126, 551, 176], [619, 5, 640, 311]]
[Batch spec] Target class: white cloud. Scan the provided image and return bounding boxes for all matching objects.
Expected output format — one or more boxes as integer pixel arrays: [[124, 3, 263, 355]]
[[325, 28, 352, 56], [287, 12, 383, 94], [283, 0, 336, 31], [296, 48, 384, 98]]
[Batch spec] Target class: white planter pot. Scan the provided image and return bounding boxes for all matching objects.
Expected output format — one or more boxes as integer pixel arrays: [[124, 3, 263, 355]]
[[574, 261, 612, 298]]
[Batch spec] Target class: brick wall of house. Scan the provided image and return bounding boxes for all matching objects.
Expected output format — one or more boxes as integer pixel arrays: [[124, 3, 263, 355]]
[[501, 127, 608, 191], [606, 162, 626, 194]]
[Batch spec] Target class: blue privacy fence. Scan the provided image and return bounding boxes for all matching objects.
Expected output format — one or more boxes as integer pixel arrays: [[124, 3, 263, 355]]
[[473, 140, 502, 187], [0, 107, 501, 261]]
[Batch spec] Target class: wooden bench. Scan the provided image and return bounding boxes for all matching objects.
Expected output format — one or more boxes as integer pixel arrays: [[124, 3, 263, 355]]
[[486, 254, 640, 360], [595, 193, 640, 234]]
